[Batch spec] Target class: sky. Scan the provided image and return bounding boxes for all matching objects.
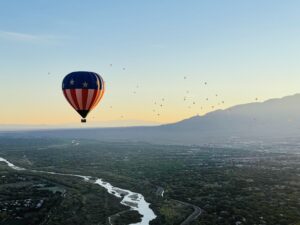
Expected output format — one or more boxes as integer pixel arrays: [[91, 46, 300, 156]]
[[1, 0, 300, 126]]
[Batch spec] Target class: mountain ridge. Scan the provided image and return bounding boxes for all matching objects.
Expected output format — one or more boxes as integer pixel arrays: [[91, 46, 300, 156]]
[[2, 93, 300, 145]]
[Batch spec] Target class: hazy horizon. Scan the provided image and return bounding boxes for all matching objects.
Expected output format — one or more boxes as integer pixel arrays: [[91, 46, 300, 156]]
[[1, 92, 300, 131]]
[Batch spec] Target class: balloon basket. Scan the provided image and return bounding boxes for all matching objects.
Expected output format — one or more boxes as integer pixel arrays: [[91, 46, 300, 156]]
[[81, 119, 86, 123]]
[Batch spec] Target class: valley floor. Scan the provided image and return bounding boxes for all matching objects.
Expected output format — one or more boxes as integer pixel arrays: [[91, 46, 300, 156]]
[[0, 137, 299, 225]]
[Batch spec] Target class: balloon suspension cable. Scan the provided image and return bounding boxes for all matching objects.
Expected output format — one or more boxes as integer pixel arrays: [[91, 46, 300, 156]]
[[81, 118, 87, 123]]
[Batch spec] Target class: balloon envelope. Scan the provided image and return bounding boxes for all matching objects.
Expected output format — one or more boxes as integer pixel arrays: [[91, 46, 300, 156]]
[[62, 71, 105, 120]]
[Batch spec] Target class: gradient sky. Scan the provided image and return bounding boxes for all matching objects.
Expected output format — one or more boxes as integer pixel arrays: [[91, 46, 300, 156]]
[[1, 0, 300, 125]]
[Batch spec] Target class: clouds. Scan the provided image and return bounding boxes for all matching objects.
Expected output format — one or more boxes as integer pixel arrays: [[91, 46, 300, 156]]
[[0, 31, 38, 41], [0, 30, 66, 44]]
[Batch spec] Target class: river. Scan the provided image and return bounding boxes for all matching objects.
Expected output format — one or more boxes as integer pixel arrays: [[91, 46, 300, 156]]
[[0, 157, 157, 225]]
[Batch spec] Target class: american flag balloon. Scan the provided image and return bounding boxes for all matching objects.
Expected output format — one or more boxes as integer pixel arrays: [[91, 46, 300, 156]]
[[62, 71, 105, 123]]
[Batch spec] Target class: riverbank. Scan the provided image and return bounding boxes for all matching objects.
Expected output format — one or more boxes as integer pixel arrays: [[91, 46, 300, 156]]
[[0, 157, 156, 225]]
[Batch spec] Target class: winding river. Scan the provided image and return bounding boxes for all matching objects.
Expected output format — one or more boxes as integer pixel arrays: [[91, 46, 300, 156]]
[[0, 157, 157, 225]]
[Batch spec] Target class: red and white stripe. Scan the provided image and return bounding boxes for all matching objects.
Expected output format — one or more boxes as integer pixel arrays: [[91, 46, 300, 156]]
[[91, 77, 105, 110], [63, 89, 102, 111]]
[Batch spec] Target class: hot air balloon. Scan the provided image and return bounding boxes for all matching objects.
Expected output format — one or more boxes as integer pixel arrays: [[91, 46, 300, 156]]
[[62, 71, 105, 123]]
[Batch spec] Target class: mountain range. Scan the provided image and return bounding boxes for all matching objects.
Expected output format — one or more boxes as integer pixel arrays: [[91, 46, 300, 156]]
[[2, 94, 300, 145]]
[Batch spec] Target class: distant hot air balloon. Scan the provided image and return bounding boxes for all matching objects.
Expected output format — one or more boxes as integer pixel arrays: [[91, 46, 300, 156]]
[[62, 71, 105, 123]]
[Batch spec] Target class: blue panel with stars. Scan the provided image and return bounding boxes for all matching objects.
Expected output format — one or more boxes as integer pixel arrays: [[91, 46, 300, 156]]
[[62, 71, 103, 90]]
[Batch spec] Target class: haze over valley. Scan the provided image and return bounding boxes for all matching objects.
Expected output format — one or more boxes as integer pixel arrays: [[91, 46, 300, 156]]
[[4, 94, 300, 147]]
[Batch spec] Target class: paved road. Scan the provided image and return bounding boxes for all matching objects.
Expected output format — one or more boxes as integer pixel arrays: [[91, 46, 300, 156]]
[[173, 200, 202, 225], [155, 187, 201, 225]]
